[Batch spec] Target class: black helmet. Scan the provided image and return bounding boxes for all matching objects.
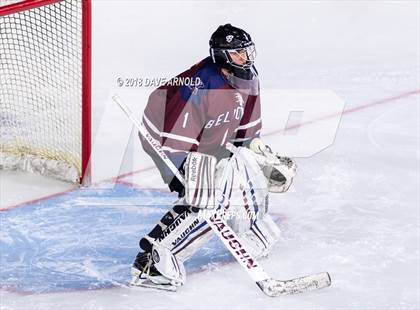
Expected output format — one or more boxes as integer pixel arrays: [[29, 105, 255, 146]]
[[209, 24, 257, 79]]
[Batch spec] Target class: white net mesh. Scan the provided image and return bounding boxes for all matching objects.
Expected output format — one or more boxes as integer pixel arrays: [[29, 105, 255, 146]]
[[0, 0, 84, 182]]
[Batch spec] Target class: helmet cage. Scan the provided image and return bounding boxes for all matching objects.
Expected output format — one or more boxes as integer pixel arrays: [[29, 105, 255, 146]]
[[210, 43, 256, 70]]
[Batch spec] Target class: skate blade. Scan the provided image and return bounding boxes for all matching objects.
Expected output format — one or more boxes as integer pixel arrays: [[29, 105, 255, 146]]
[[130, 276, 178, 292]]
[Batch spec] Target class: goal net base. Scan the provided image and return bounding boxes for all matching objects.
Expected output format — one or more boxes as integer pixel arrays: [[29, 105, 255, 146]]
[[1, 152, 80, 183]]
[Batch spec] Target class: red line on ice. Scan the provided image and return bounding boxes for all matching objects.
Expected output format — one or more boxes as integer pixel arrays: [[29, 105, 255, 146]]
[[265, 88, 420, 136]]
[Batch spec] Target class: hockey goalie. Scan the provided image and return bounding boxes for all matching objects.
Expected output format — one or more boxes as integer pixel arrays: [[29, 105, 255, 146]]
[[131, 24, 297, 291]]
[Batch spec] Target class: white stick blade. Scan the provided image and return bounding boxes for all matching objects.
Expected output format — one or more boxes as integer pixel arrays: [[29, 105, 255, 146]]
[[258, 272, 331, 297]]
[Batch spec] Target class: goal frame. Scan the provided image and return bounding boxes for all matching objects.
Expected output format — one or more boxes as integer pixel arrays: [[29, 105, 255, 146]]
[[0, 0, 91, 184]]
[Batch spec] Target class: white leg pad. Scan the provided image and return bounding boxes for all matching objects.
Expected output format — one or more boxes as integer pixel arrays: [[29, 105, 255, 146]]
[[150, 243, 186, 286], [239, 214, 281, 258]]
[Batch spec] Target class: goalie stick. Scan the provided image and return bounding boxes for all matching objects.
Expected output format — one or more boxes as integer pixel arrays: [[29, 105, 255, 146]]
[[112, 95, 331, 297]]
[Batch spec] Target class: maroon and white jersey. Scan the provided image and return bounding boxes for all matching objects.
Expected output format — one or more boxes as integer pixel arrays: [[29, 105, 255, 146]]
[[141, 57, 261, 189]]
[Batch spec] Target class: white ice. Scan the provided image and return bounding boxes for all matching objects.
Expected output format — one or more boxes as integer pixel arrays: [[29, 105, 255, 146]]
[[1, 1, 419, 309]]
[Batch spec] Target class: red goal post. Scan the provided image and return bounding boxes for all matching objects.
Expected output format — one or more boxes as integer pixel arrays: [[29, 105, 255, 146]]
[[0, 0, 91, 184]]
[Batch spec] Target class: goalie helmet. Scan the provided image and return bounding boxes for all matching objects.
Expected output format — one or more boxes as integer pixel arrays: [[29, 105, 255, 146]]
[[209, 24, 257, 80]]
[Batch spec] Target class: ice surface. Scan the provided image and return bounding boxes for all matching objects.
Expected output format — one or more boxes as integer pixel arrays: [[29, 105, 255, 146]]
[[1, 1, 419, 309]]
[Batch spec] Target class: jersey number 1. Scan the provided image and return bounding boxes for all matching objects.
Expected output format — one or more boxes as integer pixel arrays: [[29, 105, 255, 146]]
[[182, 113, 189, 128]]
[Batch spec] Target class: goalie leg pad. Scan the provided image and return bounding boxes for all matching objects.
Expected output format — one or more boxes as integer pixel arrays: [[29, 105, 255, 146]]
[[158, 156, 238, 262], [131, 242, 186, 288], [239, 214, 281, 258], [140, 201, 214, 264], [150, 243, 186, 286], [226, 147, 270, 234]]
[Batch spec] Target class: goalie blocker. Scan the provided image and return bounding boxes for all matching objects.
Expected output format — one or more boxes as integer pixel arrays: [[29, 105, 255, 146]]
[[184, 152, 217, 209]]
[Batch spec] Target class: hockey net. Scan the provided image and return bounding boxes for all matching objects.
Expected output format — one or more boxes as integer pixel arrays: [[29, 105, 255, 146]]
[[0, 0, 91, 183]]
